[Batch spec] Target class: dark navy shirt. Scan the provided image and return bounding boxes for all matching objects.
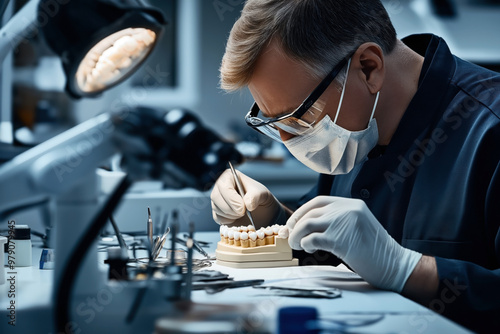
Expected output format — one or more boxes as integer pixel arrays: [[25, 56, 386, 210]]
[[299, 34, 500, 332]]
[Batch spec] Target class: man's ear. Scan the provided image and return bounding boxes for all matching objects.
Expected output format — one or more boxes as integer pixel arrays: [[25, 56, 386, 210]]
[[352, 43, 385, 94]]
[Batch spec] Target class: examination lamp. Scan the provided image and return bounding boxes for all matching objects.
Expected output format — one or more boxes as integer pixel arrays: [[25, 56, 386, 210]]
[[39, 0, 166, 98]]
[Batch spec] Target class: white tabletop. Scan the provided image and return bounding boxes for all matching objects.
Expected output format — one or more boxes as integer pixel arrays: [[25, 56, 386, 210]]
[[0, 232, 471, 333], [192, 232, 471, 334]]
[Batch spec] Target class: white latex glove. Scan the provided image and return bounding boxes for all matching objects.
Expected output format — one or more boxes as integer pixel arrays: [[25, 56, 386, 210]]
[[287, 196, 422, 292], [210, 169, 286, 228]]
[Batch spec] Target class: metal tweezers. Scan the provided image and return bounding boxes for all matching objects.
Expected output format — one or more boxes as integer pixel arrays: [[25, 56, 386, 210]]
[[192, 279, 265, 294], [175, 236, 210, 258], [253, 286, 342, 299]]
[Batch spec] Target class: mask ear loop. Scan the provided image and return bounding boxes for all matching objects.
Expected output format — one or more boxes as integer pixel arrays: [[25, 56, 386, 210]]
[[333, 58, 351, 125], [369, 91, 380, 122]]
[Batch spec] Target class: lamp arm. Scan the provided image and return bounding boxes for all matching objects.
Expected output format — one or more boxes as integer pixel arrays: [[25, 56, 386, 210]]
[[0, 0, 38, 63], [0, 112, 118, 215]]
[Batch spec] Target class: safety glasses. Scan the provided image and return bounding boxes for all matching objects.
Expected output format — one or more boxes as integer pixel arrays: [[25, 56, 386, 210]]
[[245, 55, 350, 142]]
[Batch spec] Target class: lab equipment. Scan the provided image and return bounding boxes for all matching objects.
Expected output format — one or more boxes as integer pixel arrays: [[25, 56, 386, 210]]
[[192, 279, 265, 294], [10, 225, 32, 267], [306, 313, 385, 332], [0, 0, 165, 148], [183, 222, 195, 300], [182, 234, 210, 247], [92, 190, 269, 332], [38, 0, 166, 98], [190, 236, 209, 258], [254, 286, 341, 299], [146, 209, 171, 261], [154, 302, 269, 334], [228, 161, 256, 229], [175, 235, 210, 258], [160, 212, 169, 240], [191, 270, 229, 282], [147, 207, 154, 256], [39, 248, 55, 270], [152, 227, 170, 262], [116, 107, 243, 189], [105, 246, 129, 280], [0, 106, 242, 333], [169, 212, 179, 266], [0, 2, 243, 332], [123, 214, 187, 324], [108, 215, 129, 258], [166, 249, 187, 263], [278, 306, 319, 334]]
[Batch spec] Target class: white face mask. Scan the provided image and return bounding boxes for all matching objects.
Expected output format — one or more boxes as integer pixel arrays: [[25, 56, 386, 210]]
[[284, 59, 380, 175]]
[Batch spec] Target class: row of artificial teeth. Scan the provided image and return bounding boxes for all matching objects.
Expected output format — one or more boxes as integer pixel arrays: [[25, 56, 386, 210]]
[[219, 224, 289, 241]]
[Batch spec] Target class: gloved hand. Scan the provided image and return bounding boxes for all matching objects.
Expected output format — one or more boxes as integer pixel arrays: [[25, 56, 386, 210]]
[[287, 196, 422, 292], [211, 169, 286, 228]]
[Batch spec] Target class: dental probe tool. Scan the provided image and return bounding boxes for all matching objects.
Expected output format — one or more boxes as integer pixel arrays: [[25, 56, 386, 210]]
[[170, 210, 178, 266], [192, 237, 209, 258], [228, 161, 256, 229], [147, 207, 153, 256], [183, 222, 195, 300]]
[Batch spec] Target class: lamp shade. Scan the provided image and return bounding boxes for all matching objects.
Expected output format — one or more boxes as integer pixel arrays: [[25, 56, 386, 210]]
[[39, 0, 166, 98]]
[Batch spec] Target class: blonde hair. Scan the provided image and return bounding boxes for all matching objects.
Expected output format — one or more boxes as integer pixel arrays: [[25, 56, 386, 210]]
[[220, 0, 396, 92]]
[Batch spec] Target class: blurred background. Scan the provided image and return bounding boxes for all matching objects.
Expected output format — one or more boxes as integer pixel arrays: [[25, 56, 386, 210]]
[[1, 0, 499, 234]]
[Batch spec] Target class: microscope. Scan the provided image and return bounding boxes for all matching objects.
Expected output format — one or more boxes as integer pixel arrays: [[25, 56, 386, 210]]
[[0, 105, 257, 333]]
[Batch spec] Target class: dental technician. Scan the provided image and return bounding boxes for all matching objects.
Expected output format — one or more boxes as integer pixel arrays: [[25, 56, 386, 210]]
[[210, 1, 500, 332]]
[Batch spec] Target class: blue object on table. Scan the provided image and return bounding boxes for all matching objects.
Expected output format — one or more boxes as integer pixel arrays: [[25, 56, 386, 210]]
[[278, 306, 319, 334], [39, 249, 55, 269]]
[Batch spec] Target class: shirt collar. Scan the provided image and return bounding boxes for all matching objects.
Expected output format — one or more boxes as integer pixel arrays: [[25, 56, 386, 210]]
[[384, 34, 457, 154]]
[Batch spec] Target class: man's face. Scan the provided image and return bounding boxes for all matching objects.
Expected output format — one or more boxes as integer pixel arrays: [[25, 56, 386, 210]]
[[248, 41, 375, 142]]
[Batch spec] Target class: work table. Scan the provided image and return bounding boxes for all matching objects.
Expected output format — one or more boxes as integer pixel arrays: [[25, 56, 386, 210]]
[[0, 232, 471, 333]]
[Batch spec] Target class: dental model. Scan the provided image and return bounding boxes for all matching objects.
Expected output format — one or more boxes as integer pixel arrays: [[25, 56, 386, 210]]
[[216, 224, 298, 268], [264, 227, 275, 245], [227, 229, 235, 245], [219, 224, 288, 248], [256, 229, 265, 246], [234, 231, 241, 246], [240, 231, 249, 248]]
